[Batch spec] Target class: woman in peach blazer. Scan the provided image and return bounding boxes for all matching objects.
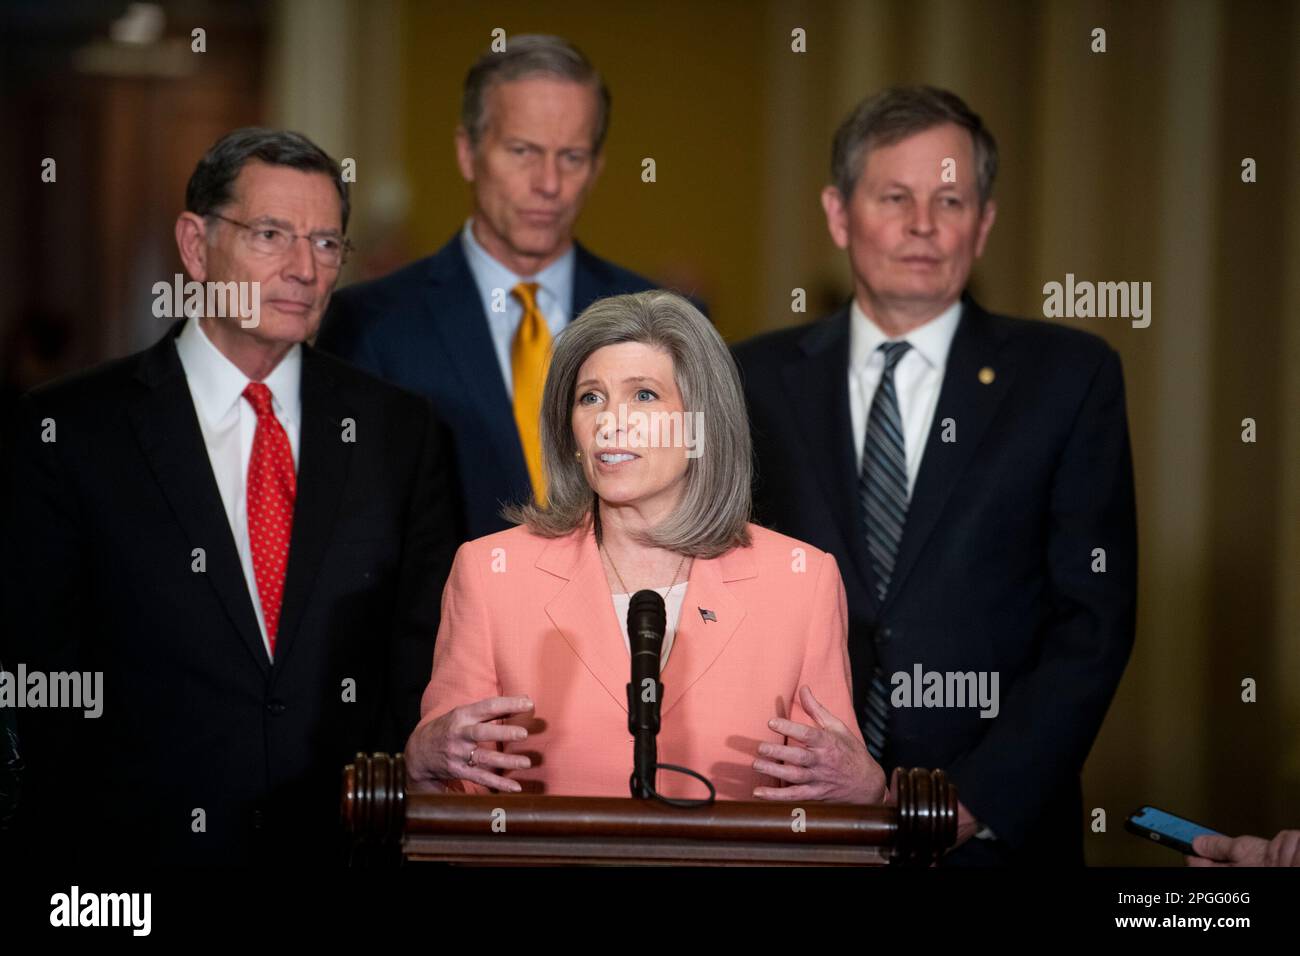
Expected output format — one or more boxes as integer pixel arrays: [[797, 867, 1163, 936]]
[[405, 291, 885, 804]]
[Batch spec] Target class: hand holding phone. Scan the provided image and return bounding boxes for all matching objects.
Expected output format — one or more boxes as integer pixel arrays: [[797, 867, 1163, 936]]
[[1125, 805, 1222, 855]]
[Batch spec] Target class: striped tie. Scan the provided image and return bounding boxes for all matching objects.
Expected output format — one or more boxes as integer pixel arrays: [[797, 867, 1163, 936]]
[[858, 340, 911, 762]]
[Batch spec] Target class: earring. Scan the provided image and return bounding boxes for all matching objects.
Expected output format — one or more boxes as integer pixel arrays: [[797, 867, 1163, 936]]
[[575, 450, 583, 460]]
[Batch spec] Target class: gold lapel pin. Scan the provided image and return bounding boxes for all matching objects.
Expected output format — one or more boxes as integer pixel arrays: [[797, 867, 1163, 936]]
[[978, 366, 995, 385]]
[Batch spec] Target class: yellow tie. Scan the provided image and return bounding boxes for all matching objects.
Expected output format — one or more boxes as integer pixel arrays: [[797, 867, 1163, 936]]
[[511, 282, 551, 505]]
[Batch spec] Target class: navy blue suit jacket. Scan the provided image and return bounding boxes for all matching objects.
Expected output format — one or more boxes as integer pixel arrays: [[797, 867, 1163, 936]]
[[733, 296, 1137, 865], [316, 234, 656, 539]]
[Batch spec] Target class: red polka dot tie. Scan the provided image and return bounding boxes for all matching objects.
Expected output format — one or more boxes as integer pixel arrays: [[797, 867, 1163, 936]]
[[243, 382, 296, 657]]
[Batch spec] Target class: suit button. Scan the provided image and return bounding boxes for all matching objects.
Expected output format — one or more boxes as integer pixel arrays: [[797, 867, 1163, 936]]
[[876, 626, 893, 645], [266, 700, 287, 716], [251, 809, 265, 830]]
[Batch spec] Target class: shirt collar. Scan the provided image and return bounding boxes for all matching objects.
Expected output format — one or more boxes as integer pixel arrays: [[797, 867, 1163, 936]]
[[460, 217, 575, 315], [175, 315, 302, 424], [849, 297, 963, 373]]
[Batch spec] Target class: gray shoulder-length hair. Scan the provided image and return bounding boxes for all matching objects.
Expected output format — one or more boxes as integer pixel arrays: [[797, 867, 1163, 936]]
[[504, 290, 752, 558]]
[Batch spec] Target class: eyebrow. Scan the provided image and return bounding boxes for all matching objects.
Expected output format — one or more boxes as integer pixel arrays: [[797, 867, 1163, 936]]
[[247, 214, 343, 237], [505, 138, 590, 155], [879, 181, 965, 195], [575, 376, 665, 390], [246, 215, 294, 229]]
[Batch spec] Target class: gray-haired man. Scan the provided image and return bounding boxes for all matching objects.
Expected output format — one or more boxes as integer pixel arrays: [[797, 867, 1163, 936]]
[[735, 86, 1137, 865], [318, 34, 657, 540], [1, 127, 461, 864]]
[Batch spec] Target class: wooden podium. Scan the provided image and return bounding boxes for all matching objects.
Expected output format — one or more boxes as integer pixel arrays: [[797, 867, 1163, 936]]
[[342, 753, 957, 866]]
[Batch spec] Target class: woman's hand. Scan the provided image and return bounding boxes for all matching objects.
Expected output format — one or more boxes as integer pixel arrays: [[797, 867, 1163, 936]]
[[404, 695, 535, 793], [752, 685, 887, 804]]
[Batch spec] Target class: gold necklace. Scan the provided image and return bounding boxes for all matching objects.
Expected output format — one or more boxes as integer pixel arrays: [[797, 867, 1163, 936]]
[[602, 545, 690, 597]]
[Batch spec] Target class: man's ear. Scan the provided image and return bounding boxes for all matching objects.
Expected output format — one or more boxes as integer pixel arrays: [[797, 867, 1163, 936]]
[[973, 199, 997, 258], [590, 148, 606, 186], [821, 185, 850, 250], [175, 212, 210, 282], [454, 127, 477, 183]]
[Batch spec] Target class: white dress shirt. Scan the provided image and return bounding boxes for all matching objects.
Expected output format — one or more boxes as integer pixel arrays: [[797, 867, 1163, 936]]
[[174, 315, 302, 659], [848, 298, 963, 496], [611, 584, 687, 671], [460, 217, 575, 399]]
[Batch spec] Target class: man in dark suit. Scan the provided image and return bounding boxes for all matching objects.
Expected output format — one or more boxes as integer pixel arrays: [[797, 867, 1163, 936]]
[[734, 87, 1137, 865], [317, 35, 655, 539], [0, 128, 461, 865]]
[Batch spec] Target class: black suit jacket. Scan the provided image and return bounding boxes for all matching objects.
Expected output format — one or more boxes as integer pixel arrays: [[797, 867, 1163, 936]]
[[315, 234, 656, 539], [0, 323, 461, 865], [733, 296, 1137, 865]]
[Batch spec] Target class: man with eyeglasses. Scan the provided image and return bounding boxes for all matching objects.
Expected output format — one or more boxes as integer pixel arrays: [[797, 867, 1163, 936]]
[[0, 127, 462, 865]]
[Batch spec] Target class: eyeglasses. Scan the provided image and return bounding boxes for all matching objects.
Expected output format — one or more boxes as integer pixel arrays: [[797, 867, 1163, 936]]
[[208, 213, 353, 268]]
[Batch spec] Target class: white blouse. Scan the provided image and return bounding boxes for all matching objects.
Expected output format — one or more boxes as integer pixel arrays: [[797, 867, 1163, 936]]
[[610, 585, 688, 671]]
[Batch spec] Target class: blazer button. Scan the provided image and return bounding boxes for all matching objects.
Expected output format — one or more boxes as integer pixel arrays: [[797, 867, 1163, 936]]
[[266, 700, 287, 716], [876, 626, 893, 645], [251, 809, 265, 830]]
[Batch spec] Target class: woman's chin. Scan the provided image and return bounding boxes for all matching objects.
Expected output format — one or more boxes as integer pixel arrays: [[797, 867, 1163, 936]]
[[593, 479, 660, 508], [594, 487, 645, 507]]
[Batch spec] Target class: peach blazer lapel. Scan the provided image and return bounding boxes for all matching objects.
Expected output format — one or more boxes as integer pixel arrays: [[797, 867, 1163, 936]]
[[660, 544, 756, 717], [539, 525, 630, 714]]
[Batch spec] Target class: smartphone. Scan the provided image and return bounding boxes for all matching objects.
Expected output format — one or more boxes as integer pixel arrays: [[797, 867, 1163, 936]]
[[1125, 805, 1223, 855]]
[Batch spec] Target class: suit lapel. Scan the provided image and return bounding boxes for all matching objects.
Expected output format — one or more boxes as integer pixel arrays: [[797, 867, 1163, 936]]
[[540, 526, 632, 713], [572, 241, 612, 314], [659, 548, 753, 718], [271, 346, 354, 671], [424, 238, 529, 488], [885, 301, 1014, 609], [128, 326, 269, 676], [779, 308, 876, 597]]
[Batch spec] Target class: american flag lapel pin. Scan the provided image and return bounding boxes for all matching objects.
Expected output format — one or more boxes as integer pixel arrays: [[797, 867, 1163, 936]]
[[699, 607, 717, 623]]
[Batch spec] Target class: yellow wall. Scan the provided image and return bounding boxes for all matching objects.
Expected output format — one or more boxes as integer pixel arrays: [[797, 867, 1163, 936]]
[[402, 0, 765, 341]]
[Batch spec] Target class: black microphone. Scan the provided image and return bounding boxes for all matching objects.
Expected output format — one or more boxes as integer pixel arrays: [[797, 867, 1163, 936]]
[[626, 589, 666, 799]]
